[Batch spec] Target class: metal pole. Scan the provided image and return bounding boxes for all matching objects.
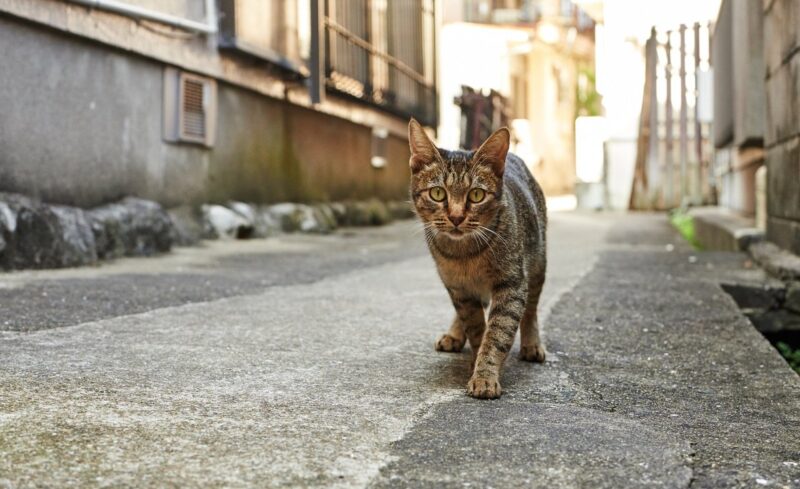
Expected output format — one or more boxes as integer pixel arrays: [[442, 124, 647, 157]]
[[647, 28, 660, 203], [693, 23, 703, 205], [309, 0, 325, 104], [679, 24, 689, 206], [665, 32, 674, 207]]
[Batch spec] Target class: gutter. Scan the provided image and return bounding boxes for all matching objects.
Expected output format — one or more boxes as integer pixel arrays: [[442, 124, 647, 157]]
[[66, 0, 217, 34]]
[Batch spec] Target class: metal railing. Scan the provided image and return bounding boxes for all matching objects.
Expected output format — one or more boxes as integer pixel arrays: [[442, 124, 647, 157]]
[[323, 0, 437, 126], [630, 23, 716, 210]]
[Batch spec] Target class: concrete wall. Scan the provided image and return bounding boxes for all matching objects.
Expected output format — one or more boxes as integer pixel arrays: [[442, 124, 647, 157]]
[[0, 15, 410, 207], [763, 0, 800, 254], [711, 0, 766, 217]]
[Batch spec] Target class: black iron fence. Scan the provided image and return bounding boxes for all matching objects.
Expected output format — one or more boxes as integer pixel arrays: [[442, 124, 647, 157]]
[[323, 0, 437, 126]]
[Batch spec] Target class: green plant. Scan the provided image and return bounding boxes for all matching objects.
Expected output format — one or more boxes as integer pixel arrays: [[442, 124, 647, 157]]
[[669, 210, 702, 249], [776, 342, 800, 374]]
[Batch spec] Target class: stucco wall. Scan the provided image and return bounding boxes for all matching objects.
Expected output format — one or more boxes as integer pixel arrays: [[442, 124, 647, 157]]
[[0, 15, 410, 208], [763, 0, 800, 254]]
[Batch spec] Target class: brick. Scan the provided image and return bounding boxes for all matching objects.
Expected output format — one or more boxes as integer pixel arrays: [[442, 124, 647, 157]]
[[765, 54, 800, 146], [765, 137, 800, 220], [767, 216, 800, 256], [763, 0, 800, 76]]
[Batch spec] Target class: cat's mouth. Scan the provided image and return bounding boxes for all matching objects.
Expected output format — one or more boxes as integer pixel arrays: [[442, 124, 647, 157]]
[[446, 228, 467, 238]]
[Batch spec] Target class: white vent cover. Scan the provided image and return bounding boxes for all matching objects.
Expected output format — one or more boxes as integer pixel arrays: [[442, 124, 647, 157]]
[[164, 68, 217, 147]]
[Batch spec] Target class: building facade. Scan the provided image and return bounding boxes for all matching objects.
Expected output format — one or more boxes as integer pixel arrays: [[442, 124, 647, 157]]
[[437, 0, 596, 197], [0, 0, 438, 208], [709, 0, 799, 255]]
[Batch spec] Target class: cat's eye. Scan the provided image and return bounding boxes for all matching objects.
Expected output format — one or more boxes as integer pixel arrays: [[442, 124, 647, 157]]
[[468, 188, 486, 203], [429, 187, 447, 202]]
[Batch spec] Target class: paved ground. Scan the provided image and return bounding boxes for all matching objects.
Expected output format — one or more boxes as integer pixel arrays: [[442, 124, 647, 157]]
[[1, 212, 799, 488]]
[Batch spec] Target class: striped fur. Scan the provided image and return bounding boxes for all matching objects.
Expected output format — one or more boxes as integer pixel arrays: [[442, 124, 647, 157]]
[[408, 119, 547, 399]]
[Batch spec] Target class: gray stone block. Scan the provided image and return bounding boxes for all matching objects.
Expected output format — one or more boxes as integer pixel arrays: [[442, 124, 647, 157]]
[[765, 141, 800, 222], [688, 206, 763, 251], [0, 193, 97, 269], [764, 54, 800, 146], [766, 216, 800, 257], [88, 198, 174, 259], [763, 0, 800, 76], [167, 205, 205, 246], [386, 200, 415, 220], [342, 200, 392, 226], [749, 240, 800, 280], [785, 281, 800, 314], [202, 204, 252, 240]]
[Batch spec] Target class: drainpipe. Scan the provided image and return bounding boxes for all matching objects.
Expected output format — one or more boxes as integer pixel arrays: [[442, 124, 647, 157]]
[[66, 0, 218, 34]]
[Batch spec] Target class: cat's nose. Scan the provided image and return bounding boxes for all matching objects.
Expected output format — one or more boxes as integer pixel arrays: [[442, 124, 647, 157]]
[[448, 215, 465, 227]]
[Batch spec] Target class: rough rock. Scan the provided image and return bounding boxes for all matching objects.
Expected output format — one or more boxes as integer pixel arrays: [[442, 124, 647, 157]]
[[312, 204, 338, 232], [88, 197, 173, 259], [342, 199, 392, 227], [229, 202, 280, 238], [0, 201, 13, 254], [266, 203, 330, 234], [50, 206, 98, 267], [203, 204, 253, 240], [0, 193, 97, 269], [749, 241, 800, 280], [167, 205, 206, 246], [785, 281, 800, 314], [746, 308, 800, 333], [387, 200, 415, 220], [328, 202, 347, 225]]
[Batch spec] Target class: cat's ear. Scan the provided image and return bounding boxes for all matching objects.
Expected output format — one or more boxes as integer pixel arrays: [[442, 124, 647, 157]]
[[473, 127, 510, 177], [408, 118, 438, 173]]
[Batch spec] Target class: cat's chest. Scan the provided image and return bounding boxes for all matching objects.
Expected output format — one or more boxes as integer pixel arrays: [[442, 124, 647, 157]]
[[435, 256, 495, 296]]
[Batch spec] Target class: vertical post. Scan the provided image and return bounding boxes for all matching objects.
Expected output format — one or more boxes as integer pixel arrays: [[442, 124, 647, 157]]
[[309, 0, 325, 104], [679, 24, 689, 206], [647, 28, 660, 202], [693, 22, 703, 204], [665, 31, 674, 207], [365, 0, 373, 98]]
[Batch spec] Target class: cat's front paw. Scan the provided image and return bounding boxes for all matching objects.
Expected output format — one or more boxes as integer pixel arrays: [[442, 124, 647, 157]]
[[467, 375, 502, 399], [435, 333, 465, 353], [519, 344, 546, 363]]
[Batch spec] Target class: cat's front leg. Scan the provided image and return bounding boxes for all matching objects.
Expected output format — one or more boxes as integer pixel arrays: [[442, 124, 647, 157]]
[[436, 293, 484, 353], [467, 281, 527, 399]]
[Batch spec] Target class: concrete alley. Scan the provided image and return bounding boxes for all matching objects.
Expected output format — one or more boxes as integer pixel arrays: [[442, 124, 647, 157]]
[[1, 212, 798, 488]]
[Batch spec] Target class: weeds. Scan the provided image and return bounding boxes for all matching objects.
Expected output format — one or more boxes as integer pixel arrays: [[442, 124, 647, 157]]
[[776, 342, 800, 374], [669, 210, 702, 249]]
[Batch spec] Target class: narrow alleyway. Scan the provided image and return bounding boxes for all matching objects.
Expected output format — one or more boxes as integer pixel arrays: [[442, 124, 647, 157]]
[[1, 213, 798, 488]]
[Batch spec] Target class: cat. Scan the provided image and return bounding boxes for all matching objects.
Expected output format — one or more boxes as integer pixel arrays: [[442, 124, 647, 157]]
[[408, 118, 547, 399]]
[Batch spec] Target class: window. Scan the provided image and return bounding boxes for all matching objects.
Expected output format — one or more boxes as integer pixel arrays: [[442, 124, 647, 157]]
[[324, 0, 437, 125], [219, 0, 310, 75], [163, 68, 217, 147]]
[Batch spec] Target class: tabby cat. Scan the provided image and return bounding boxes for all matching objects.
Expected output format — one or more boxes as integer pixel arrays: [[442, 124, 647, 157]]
[[408, 119, 547, 399]]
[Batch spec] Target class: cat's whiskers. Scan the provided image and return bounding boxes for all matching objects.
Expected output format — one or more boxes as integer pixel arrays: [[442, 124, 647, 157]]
[[477, 224, 509, 247], [412, 221, 438, 236], [471, 226, 499, 261]]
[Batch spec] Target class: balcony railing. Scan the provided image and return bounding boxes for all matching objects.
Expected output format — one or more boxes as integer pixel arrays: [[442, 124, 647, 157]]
[[323, 0, 437, 126]]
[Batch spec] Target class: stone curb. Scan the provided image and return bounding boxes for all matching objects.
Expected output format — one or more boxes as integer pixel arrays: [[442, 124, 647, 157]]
[[687, 206, 764, 251], [0, 193, 414, 271]]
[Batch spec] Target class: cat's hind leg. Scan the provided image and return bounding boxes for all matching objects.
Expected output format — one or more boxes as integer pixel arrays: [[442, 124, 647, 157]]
[[519, 271, 546, 363]]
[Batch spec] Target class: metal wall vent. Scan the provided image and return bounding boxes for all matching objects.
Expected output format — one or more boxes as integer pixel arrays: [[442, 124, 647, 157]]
[[164, 68, 217, 147]]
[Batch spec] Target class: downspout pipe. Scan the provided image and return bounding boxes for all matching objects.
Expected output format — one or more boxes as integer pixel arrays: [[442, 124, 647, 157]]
[[66, 0, 218, 34]]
